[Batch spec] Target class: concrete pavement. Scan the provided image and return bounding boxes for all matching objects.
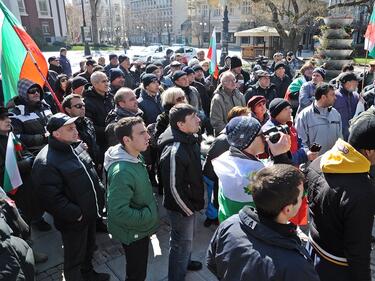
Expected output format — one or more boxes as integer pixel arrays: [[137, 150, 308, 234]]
[[33, 194, 217, 281]]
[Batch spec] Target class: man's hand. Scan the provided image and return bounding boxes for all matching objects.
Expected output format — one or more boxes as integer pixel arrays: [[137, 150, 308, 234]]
[[307, 150, 319, 161], [267, 133, 291, 156]]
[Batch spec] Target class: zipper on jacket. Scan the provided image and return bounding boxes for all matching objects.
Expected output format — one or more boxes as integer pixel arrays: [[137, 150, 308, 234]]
[[70, 146, 101, 218]]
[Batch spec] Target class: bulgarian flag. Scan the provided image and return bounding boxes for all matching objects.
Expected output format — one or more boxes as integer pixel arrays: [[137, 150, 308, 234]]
[[3, 132, 23, 194], [207, 27, 219, 79], [365, 7, 375, 58], [0, 1, 48, 104]]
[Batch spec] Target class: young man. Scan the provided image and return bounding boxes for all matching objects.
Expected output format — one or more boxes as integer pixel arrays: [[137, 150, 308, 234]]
[[295, 83, 342, 155], [212, 116, 291, 222], [32, 113, 108, 281], [306, 112, 375, 281], [158, 104, 204, 281], [207, 164, 320, 281], [104, 116, 159, 281]]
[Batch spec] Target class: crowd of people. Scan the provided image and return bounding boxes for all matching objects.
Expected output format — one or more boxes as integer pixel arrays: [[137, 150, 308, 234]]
[[1, 45, 375, 281]]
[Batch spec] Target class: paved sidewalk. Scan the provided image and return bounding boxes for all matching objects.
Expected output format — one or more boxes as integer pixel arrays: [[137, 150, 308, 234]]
[[33, 192, 375, 281], [33, 195, 217, 281]]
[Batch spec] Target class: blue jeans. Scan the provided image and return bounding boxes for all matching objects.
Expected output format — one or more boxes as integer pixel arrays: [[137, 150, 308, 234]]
[[204, 176, 218, 220], [167, 210, 196, 281]]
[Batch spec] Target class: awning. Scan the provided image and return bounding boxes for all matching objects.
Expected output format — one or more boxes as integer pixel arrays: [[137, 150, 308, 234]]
[[234, 26, 288, 37]]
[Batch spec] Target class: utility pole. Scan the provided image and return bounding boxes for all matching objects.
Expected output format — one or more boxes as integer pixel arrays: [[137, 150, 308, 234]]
[[80, 0, 91, 56]]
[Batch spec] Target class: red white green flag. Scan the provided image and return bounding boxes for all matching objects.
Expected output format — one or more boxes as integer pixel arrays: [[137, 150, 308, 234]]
[[365, 7, 375, 58], [3, 132, 23, 193], [207, 27, 219, 79], [0, 1, 48, 104]]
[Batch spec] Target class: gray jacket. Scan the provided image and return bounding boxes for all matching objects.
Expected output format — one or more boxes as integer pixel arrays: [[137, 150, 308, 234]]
[[210, 85, 245, 136], [297, 81, 317, 114], [295, 102, 342, 155]]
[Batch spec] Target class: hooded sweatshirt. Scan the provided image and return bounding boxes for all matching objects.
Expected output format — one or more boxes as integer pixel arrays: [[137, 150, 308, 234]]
[[306, 139, 375, 281], [104, 144, 159, 245]]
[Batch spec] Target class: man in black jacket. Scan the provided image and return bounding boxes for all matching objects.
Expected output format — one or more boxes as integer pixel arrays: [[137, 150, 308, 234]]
[[84, 71, 114, 164], [244, 70, 277, 106], [207, 164, 320, 281], [32, 113, 108, 281], [271, 62, 292, 98], [158, 104, 204, 281], [305, 112, 375, 281]]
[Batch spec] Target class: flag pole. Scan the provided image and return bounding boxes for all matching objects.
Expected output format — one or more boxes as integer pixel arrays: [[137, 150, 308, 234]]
[[361, 50, 369, 94], [26, 50, 63, 112]]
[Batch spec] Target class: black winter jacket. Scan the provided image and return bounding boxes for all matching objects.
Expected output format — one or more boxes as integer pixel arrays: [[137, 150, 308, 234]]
[[75, 117, 100, 165], [158, 127, 204, 216], [32, 137, 105, 231], [83, 84, 114, 147], [137, 89, 163, 126], [244, 82, 277, 106], [207, 206, 320, 281], [0, 216, 34, 281], [306, 145, 375, 281], [271, 74, 292, 98]]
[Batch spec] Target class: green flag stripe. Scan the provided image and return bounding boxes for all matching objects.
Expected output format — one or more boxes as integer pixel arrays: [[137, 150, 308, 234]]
[[0, 8, 27, 103]]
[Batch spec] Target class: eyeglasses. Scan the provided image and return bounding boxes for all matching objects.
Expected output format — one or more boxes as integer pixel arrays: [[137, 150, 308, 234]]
[[175, 96, 186, 102], [28, 88, 40, 95], [72, 104, 85, 109]]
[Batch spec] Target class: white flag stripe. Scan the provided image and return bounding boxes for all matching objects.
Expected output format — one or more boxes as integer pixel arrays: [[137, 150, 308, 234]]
[[4, 132, 22, 189]]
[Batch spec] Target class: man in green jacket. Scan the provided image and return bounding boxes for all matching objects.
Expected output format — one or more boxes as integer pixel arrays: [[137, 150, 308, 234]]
[[104, 116, 159, 281]]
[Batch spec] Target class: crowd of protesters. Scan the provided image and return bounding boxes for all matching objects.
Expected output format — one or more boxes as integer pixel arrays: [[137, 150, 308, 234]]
[[1, 45, 375, 281]]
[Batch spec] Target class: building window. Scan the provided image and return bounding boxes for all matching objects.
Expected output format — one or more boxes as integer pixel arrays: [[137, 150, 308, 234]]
[[37, 0, 51, 17], [241, 37, 250, 44], [18, 0, 27, 15], [41, 22, 50, 35]]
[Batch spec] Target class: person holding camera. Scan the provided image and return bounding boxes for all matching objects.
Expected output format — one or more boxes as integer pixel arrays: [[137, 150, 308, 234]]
[[295, 83, 342, 155], [262, 98, 319, 166], [207, 164, 320, 281], [212, 116, 292, 223]]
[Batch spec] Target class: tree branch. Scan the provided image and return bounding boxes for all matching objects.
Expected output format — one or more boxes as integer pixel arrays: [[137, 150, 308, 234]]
[[328, 0, 368, 10]]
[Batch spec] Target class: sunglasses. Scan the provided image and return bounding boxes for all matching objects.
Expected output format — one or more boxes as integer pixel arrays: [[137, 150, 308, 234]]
[[60, 78, 68, 83], [72, 104, 85, 109], [28, 88, 40, 95], [175, 96, 186, 102]]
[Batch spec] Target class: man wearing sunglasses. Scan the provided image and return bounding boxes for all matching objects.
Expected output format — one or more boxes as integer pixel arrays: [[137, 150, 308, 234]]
[[10, 79, 53, 232], [62, 94, 100, 166]]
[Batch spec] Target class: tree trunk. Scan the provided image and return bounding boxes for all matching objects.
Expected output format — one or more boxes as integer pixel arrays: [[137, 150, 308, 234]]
[[89, 0, 99, 44], [281, 33, 302, 54]]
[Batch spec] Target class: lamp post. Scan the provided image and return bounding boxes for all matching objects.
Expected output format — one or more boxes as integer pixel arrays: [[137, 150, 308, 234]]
[[164, 23, 172, 46], [80, 0, 91, 56], [199, 22, 207, 48], [219, 5, 229, 66]]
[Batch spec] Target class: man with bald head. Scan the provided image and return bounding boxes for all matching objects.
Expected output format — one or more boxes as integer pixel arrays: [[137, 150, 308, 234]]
[[105, 87, 143, 146]]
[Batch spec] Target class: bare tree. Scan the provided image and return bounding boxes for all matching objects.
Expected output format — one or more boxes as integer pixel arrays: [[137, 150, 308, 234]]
[[65, 3, 82, 43]]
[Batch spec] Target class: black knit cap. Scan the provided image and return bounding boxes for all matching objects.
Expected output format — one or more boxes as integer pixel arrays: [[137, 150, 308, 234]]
[[142, 74, 159, 87], [274, 61, 286, 71], [145, 64, 159, 74], [339, 72, 359, 84], [192, 64, 203, 72], [71, 76, 88, 90], [172, 70, 187, 82], [109, 68, 125, 82], [230, 56, 242, 69], [182, 66, 195, 75], [269, 98, 291, 118], [348, 113, 375, 150]]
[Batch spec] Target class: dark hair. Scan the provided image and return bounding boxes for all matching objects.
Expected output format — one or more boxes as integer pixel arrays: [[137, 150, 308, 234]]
[[114, 116, 144, 146], [62, 94, 82, 112], [315, 83, 334, 101], [252, 164, 304, 219], [342, 63, 354, 72], [169, 103, 197, 129], [55, 74, 72, 100]]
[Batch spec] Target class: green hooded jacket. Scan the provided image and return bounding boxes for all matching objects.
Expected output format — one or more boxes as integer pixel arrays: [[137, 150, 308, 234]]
[[104, 144, 159, 245]]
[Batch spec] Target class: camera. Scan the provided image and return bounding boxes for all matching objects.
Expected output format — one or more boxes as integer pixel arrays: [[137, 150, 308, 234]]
[[263, 124, 290, 144]]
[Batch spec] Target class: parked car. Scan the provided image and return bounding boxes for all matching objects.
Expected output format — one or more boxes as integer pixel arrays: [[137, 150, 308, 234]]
[[152, 45, 197, 63], [132, 45, 167, 63]]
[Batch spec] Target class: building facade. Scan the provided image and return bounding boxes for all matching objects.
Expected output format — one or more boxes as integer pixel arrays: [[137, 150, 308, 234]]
[[7, 0, 68, 44], [125, 0, 188, 45]]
